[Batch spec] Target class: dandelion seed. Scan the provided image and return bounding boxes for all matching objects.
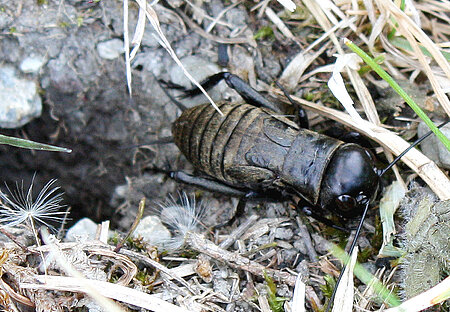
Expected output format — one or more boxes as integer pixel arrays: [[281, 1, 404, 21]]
[[0, 178, 68, 232], [156, 192, 206, 251]]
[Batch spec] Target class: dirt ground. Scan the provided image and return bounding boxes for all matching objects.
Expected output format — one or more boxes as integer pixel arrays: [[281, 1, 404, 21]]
[[0, 0, 308, 227], [0, 0, 198, 223]]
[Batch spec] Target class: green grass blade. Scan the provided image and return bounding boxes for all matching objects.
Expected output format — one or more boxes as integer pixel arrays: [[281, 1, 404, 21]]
[[0, 134, 72, 152], [345, 39, 450, 151], [390, 37, 450, 61], [331, 244, 401, 307]]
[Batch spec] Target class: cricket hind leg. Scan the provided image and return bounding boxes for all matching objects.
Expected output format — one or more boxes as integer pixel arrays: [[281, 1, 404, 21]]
[[150, 168, 249, 198], [170, 71, 311, 129], [176, 72, 280, 112]]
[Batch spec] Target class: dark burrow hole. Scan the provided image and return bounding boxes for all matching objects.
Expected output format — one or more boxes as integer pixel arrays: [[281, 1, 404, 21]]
[[0, 73, 176, 230]]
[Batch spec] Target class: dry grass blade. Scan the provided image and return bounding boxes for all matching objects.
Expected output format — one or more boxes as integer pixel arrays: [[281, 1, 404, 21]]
[[39, 229, 127, 312], [376, 0, 450, 116], [328, 54, 365, 123], [331, 247, 358, 312], [264, 7, 299, 46], [280, 47, 328, 91], [172, 6, 252, 45], [119, 248, 198, 295], [289, 274, 306, 312], [122, 1, 222, 114], [184, 231, 298, 286], [297, 0, 380, 127], [384, 276, 450, 312], [20, 276, 191, 312], [123, 0, 132, 95], [277, 0, 296, 12], [30, 241, 138, 287]]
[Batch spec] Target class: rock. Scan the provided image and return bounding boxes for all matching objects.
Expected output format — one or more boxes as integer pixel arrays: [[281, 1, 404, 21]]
[[66, 218, 98, 242], [97, 39, 124, 60], [293, 237, 308, 255], [133, 215, 172, 246], [212, 272, 232, 297], [274, 227, 294, 240], [418, 122, 450, 169], [20, 55, 46, 73], [0, 10, 13, 29], [0, 65, 42, 128]]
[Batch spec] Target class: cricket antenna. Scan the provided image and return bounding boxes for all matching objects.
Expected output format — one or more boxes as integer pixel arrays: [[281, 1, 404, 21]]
[[326, 200, 370, 312], [325, 119, 449, 312], [379, 120, 449, 177], [275, 80, 309, 129]]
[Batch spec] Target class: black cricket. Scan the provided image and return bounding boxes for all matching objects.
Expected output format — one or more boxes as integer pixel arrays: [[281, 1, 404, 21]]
[[152, 71, 445, 310], [166, 72, 380, 219]]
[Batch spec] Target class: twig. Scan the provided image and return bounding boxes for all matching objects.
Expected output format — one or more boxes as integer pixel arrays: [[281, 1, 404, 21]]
[[0, 228, 27, 251], [185, 232, 297, 286], [172, 6, 254, 46], [114, 197, 145, 252], [29, 242, 137, 286], [219, 214, 259, 250], [264, 7, 302, 47], [0, 278, 34, 307], [295, 217, 318, 262]]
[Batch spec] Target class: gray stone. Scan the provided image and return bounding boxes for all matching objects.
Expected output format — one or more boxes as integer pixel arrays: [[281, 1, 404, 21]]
[[169, 55, 221, 87], [97, 39, 124, 60], [133, 215, 172, 246], [20, 55, 46, 73], [226, 7, 248, 28], [132, 49, 167, 76], [66, 218, 98, 242], [274, 227, 294, 240], [293, 237, 308, 255], [0, 66, 42, 128], [213, 276, 232, 297], [418, 122, 450, 169], [141, 29, 163, 48], [0, 10, 13, 29]]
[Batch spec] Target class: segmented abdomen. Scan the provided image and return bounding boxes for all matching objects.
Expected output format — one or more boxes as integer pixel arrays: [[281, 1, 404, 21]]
[[172, 102, 290, 188]]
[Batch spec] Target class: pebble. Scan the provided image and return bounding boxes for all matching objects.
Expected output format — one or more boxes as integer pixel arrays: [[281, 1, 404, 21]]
[[97, 39, 124, 60], [0, 65, 42, 128], [133, 215, 172, 246], [274, 227, 294, 240], [20, 55, 46, 73], [66, 218, 98, 242]]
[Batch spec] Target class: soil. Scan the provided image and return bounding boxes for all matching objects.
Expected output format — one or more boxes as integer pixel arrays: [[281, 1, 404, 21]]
[[0, 0, 223, 225], [0, 0, 306, 230]]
